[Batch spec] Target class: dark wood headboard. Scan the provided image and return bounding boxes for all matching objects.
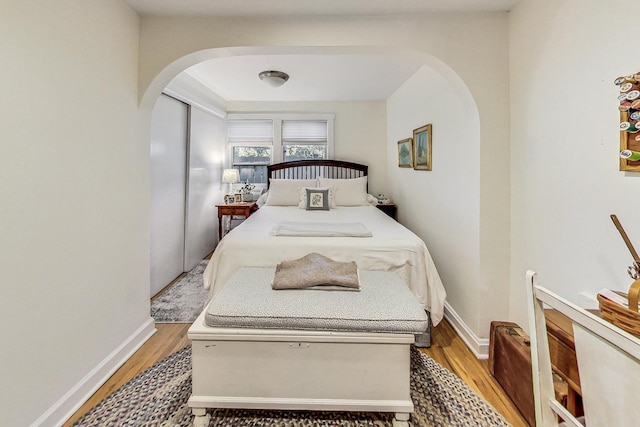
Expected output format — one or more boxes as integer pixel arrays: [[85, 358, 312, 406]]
[[267, 160, 368, 186]]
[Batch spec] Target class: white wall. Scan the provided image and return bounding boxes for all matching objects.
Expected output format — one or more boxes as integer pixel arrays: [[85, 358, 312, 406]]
[[509, 0, 640, 328], [387, 66, 483, 335], [227, 101, 388, 195], [0, 1, 152, 426]]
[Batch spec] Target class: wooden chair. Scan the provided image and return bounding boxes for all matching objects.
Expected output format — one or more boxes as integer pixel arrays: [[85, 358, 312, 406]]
[[525, 270, 640, 427]]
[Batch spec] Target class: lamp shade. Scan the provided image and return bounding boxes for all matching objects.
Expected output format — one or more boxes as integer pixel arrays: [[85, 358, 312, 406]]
[[222, 168, 240, 184]]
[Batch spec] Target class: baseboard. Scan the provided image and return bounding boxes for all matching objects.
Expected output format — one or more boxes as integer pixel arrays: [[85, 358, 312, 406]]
[[443, 302, 490, 360], [32, 318, 156, 427]]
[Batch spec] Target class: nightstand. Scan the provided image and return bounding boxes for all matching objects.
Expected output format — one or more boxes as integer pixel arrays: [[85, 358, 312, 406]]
[[216, 201, 258, 239], [376, 203, 397, 220]]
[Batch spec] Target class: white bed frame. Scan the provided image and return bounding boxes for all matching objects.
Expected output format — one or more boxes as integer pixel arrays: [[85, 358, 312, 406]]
[[188, 306, 415, 426]]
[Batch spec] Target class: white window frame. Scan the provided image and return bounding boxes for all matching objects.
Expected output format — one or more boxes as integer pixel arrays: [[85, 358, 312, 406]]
[[227, 112, 334, 167]]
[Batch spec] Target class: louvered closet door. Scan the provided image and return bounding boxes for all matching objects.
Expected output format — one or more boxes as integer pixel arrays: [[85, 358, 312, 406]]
[[150, 94, 188, 298]]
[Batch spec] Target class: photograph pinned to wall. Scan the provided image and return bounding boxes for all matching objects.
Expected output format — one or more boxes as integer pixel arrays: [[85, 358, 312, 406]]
[[413, 124, 432, 171], [397, 138, 413, 167]]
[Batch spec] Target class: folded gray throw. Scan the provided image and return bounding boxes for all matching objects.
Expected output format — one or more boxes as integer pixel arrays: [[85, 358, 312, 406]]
[[272, 253, 360, 291]]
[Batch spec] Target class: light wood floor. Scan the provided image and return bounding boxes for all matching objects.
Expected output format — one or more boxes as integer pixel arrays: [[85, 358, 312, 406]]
[[64, 319, 528, 426]]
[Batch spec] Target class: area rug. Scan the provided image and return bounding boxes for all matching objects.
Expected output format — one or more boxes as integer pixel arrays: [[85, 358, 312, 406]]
[[71, 346, 511, 427], [150, 260, 209, 323]]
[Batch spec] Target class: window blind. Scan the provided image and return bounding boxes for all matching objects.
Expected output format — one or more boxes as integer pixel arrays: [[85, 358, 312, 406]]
[[282, 120, 327, 142], [227, 120, 273, 142]]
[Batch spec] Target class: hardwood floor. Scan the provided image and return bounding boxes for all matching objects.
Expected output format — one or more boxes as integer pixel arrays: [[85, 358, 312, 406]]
[[422, 321, 528, 427], [64, 319, 528, 426]]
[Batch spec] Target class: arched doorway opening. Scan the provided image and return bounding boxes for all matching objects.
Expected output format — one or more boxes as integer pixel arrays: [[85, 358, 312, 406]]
[[141, 45, 482, 315]]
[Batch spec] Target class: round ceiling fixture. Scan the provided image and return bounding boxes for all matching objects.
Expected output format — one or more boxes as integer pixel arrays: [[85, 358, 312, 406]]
[[258, 70, 289, 88]]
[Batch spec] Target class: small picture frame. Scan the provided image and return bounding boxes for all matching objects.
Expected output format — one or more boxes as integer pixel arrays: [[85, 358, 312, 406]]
[[397, 138, 413, 168], [225, 194, 235, 204], [413, 124, 432, 171], [233, 194, 242, 203]]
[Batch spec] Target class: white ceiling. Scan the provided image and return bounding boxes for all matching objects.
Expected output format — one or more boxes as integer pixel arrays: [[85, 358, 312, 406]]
[[123, 0, 521, 17], [184, 52, 425, 102], [131, 0, 521, 102]]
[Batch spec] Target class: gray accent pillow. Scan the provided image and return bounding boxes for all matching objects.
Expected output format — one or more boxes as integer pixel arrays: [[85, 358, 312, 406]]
[[305, 188, 329, 210]]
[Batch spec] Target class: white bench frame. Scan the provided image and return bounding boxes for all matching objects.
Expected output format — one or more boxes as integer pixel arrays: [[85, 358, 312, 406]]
[[188, 306, 414, 426]]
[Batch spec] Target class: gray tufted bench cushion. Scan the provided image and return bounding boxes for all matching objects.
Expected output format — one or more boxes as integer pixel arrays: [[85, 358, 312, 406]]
[[205, 267, 428, 334]]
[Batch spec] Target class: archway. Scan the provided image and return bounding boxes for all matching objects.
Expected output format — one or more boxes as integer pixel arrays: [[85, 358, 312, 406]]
[[141, 45, 484, 335]]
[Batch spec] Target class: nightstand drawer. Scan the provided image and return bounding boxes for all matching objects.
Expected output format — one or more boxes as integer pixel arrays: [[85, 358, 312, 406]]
[[229, 208, 248, 215]]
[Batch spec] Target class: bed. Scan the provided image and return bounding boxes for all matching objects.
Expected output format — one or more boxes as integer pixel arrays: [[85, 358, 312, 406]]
[[203, 159, 446, 327], [190, 160, 447, 426]]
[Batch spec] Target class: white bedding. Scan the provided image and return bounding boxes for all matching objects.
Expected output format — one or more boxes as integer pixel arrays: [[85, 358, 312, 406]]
[[271, 221, 372, 237], [203, 205, 446, 325]]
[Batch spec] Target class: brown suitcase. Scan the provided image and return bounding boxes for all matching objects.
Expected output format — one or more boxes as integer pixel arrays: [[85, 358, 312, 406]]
[[488, 321, 567, 427]]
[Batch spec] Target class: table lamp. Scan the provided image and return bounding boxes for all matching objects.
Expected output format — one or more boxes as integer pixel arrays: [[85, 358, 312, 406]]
[[222, 168, 239, 194]]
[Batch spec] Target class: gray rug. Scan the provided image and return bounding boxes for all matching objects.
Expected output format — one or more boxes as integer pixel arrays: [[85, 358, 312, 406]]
[[71, 346, 511, 427], [151, 260, 209, 323]]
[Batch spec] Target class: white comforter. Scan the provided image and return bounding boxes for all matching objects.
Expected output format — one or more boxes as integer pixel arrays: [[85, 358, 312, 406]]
[[203, 205, 446, 325]]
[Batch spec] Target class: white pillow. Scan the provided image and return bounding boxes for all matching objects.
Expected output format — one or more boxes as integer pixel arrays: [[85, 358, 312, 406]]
[[256, 191, 269, 208], [318, 176, 368, 206], [265, 179, 317, 206], [298, 186, 336, 209]]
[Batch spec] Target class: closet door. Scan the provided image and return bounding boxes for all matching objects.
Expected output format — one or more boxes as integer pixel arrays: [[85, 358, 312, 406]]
[[150, 94, 188, 297], [183, 106, 225, 270]]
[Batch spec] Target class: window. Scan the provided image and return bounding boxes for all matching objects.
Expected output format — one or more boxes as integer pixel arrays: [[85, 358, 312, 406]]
[[227, 119, 273, 184], [227, 114, 334, 184], [282, 120, 328, 162]]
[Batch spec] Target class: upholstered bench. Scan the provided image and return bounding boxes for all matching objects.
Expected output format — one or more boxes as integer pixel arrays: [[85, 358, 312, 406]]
[[188, 267, 428, 427]]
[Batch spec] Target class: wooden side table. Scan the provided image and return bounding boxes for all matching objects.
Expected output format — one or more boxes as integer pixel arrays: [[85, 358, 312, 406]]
[[216, 201, 257, 240], [376, 203, 397, 220]]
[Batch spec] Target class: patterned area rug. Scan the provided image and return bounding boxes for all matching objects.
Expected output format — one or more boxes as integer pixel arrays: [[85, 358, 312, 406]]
[[72, 346, 511, 427], [150, 260, 209, 323]]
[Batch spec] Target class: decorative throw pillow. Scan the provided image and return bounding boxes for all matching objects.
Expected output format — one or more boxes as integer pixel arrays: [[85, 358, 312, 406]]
[[299, 187, 336, 209], [305, 188, 330, 211]]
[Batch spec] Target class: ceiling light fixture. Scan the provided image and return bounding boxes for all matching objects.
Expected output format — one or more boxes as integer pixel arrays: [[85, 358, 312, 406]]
[[258, 70, 289, 88]]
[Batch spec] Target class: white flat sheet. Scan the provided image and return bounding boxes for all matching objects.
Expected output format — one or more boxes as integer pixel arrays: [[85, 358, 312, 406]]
[[203, 205, 447, 325]]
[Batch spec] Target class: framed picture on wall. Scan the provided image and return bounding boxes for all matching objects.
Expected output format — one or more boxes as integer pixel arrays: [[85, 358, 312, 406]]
[[397, 138, 413, 167], [413, 124, 432, 171]]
